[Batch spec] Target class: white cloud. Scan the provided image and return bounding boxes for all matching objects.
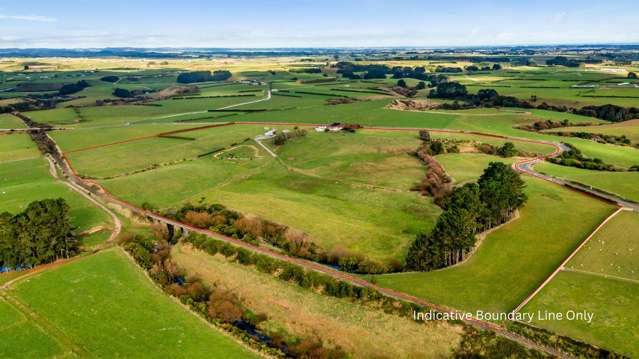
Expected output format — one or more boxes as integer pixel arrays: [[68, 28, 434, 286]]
[[0, 14, 57, 22]]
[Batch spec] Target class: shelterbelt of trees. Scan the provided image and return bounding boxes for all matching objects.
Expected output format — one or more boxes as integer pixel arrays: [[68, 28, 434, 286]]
[[0, 199, 79, 268], [429, 82, 639, 122], [406, 162, 527, 271]]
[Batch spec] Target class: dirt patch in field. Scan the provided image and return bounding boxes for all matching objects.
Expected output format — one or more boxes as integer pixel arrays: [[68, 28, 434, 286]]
[[386, 99, 439, 111], [150, 85, 198, 100]]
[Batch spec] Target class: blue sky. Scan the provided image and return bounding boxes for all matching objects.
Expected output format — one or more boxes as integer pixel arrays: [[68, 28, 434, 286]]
[[0, 0, 637, 48]]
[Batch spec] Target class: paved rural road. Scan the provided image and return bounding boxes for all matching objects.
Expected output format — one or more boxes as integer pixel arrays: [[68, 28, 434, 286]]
[[513, 143, 639, 211]]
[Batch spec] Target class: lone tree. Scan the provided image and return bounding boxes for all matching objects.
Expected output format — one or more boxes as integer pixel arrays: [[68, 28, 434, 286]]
[[419, 130, 431, 142], [628, 72, 638, 79], [416, 81, 426, 90], [397, 79, 407, 88], [497, 142, 518, 157]]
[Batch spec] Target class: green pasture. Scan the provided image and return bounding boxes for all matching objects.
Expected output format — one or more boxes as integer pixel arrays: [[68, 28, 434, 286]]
[[0, 114, 25, 128], [435, 153, 516, 184], [6, 248, 258, 358], [100, 128, 442, 262], [536, 162, 639, 202], [522, 271, 639, 357], [544, 119, 639, 144], [0, 134, 108, 232], [0, 298, 66, 359], [520, 211, 639, 357], [374, 177, 615, 312], [63, 124, 264, 178], [567, 210, 639, 281]]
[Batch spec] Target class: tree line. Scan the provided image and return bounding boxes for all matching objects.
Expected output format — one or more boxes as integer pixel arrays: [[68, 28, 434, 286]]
[[429, 82, 639, 122], [406, 162, 527, 271], [0, 199, 79, 269], [177, 70, 232, 84]]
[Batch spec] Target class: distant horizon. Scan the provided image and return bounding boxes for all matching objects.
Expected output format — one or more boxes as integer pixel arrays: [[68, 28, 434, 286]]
[[1, 0, 637, 48], [2, 42, 639, 51]]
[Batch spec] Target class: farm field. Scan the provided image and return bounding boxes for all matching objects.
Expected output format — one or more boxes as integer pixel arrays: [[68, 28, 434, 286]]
[[453, 67, 639, 107], [567, 210, 639, 280], [520, 211, 639, 356], [3, 248, 258, 359], [3, 42, 639, 358], [435, 153, 516, 184], [61, 124, 263, 178], [171, 243, 463, 359], [543, 118, 639, 144], [0, 134, 109, 233], [536, 162, 639, 202], [0, 298, 66, 359], [374, 178, 615, 312], [521, 271, 639, 357], [100, 128, 442, 263], [0, 113, 24, 128]]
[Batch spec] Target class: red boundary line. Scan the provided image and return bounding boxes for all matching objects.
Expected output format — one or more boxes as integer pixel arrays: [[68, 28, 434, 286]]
[[65, 122, 236, 154]]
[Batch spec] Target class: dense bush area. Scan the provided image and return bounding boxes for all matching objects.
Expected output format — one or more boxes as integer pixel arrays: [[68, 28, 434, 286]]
[[549, 131, 633, 147], [58, 80, 90, 95], [100, 75, 119, 83], [123, 232, 365, 358], [454, 326, 549, 358], [122, 227, 560, 358], [411, 132, 454, 203], [517, 119, 593, 132], [182, 234, 547, 357], [177, 70, 232, 83], [406, 162, 526, 271], [0, 199, 79, 268], [271, 127, 308, 146], [546, 56, 581, 67], [507, 322, 628, 358], [475, 142, 520, 157]]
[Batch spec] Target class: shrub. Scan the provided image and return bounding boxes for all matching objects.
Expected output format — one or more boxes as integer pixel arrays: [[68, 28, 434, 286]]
[[207, 287, 244, 323]]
